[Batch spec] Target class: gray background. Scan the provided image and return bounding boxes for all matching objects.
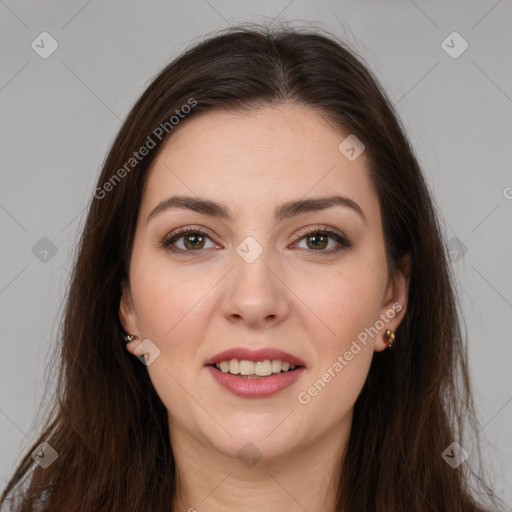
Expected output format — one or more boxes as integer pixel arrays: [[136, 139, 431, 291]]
[[1, 0, 511, 505]]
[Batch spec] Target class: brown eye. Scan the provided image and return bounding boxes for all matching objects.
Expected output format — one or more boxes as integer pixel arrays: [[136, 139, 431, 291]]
[[306, 233, 329, 250], [160, 228, 216, 253], [183, 233, 206, 250], [294, 228, 352, 254]]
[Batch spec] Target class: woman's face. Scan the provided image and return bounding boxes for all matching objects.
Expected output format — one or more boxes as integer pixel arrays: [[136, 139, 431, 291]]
[[119, 103, 408, 461]]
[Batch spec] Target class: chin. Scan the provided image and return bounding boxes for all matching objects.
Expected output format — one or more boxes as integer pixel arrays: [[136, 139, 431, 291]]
[[204, 415, 303, 459]]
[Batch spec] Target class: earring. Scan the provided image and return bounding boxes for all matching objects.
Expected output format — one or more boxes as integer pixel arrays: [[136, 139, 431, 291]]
[[122, 332, 139, 345], [384, 329, 395, 348]]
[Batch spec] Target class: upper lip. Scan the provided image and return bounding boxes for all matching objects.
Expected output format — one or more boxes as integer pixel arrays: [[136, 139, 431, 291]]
[[205, 347, 306, 367]]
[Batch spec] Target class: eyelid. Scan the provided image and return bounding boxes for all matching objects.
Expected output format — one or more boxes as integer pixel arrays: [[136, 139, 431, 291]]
[[167, 224, 213, 238], [293, 224, 345, 240]]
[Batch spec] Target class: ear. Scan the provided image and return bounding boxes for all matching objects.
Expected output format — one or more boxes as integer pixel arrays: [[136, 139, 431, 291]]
[[119, 278, 141, 355], [374, 252, 411, 352]]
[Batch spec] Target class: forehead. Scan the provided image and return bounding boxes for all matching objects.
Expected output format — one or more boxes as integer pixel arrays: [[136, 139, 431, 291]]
[[140, 103, 379, 225]]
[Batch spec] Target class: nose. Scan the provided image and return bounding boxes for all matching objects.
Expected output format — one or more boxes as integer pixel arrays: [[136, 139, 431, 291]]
[[221, 248, 291, 329]]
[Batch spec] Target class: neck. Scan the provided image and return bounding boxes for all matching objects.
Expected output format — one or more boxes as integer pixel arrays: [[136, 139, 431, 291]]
[[169, 416, 351, 512]]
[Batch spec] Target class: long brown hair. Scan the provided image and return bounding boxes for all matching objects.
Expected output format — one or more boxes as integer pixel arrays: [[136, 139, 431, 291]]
[[1, 22, 504, 511]]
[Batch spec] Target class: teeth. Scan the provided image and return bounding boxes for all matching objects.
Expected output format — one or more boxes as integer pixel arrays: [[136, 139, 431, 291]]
[[214, 359, 299, 376], [255, 360, 272, 376], [240, 360, 254, 375], [228, 359, 240, 374]]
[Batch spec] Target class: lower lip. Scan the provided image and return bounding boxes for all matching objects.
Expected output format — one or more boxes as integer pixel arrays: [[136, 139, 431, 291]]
[[206, 365, 305, 398]]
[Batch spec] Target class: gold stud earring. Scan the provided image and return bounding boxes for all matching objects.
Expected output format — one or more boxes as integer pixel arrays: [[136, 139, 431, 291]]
[[384, 329, 395, 348], [122, 332, 139, 346]]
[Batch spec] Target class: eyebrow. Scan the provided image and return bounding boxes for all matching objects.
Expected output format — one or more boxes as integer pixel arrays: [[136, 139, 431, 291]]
[[147, 194, 367, 226]]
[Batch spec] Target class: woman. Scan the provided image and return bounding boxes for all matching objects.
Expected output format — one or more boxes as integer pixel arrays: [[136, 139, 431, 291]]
[[1, 23, 504, 511]]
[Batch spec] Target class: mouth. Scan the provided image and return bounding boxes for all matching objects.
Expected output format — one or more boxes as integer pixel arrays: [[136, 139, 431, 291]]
[[204, 347, 307, 397], [204, 349, 307, 398], [207, 358, 304, 378]]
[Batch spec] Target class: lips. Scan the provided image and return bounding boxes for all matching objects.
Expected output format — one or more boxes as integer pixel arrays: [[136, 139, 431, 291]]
[[204, 347, 307, 368], [204, 347, 306, 398], [206, 365, 305, 398]]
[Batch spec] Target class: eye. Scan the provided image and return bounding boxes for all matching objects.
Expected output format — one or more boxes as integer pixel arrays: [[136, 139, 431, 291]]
[[159, 227, 217, 253], [292, 227, 352, 254]]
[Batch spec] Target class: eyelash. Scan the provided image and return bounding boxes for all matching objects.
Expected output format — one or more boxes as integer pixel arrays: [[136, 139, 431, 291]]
[[159, 226, 352, 255]]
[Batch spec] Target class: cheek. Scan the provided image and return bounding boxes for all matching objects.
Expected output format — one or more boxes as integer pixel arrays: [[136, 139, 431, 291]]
[[292, 258, 385, 412], [130, 251, 212, 342], [293, 267, 380, 410], [297, 259, 386, 347], [296, 342, 373, 431], [129, 267, 211, 422]]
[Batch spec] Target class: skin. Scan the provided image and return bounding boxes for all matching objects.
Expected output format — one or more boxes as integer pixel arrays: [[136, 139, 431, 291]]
[[119, 103, 410, 512]]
